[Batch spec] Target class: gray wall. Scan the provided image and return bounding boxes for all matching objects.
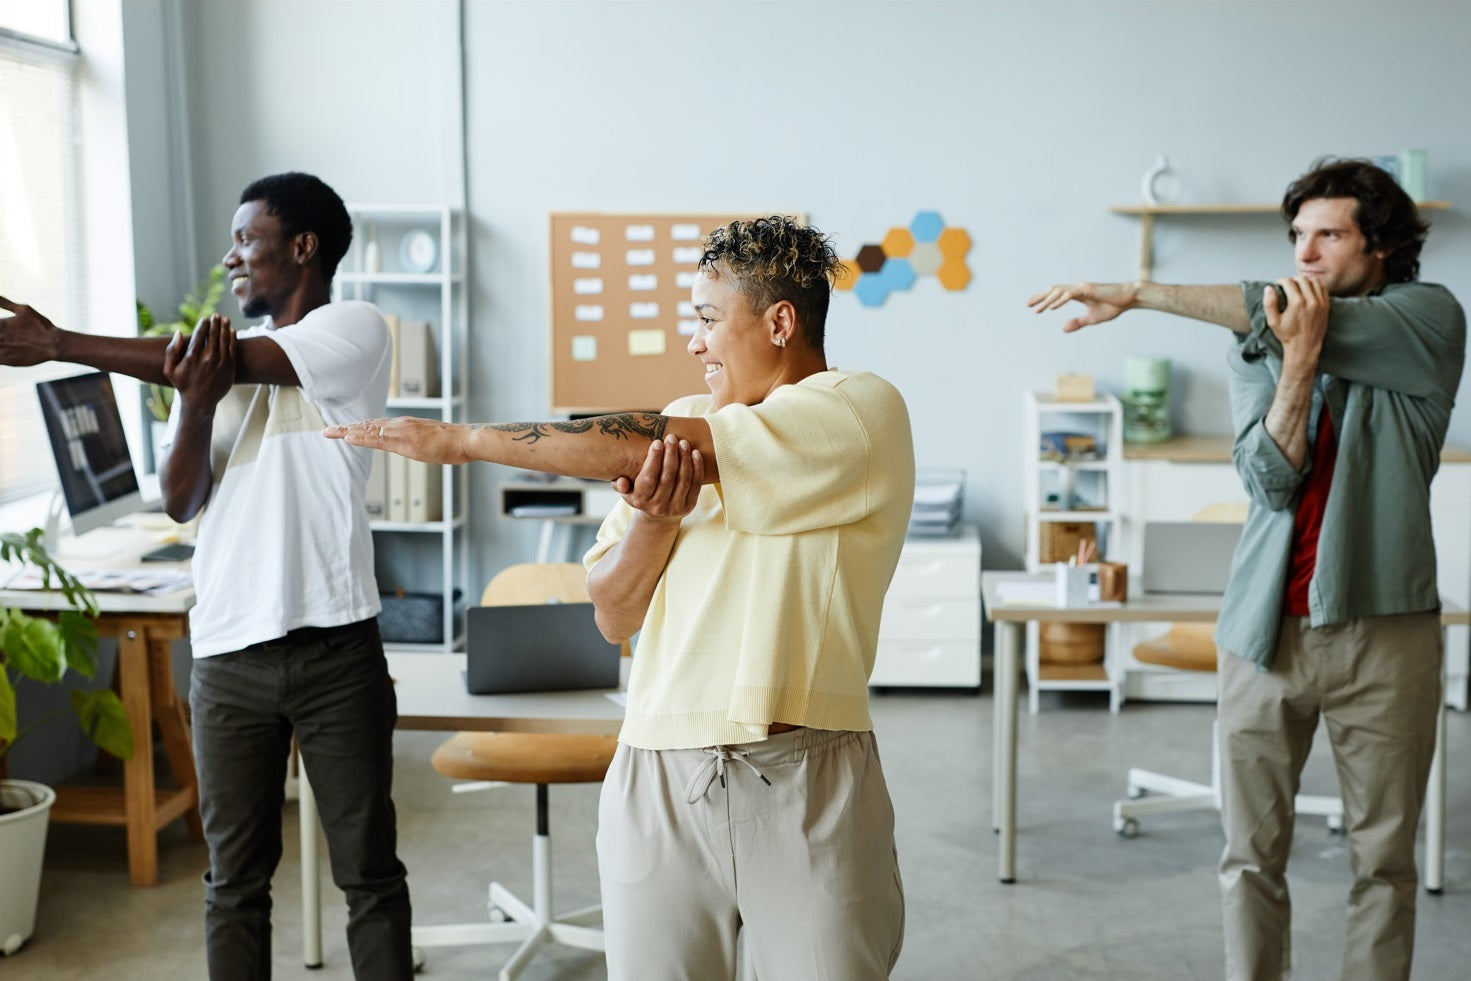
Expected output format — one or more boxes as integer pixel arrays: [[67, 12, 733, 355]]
[[132, 0, 1471, 587]]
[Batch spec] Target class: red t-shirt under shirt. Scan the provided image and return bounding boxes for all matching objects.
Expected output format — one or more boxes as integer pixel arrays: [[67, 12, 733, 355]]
[[1284, 403, 1337, 616]]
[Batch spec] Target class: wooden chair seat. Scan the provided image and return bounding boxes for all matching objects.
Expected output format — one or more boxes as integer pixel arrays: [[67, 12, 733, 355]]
[[431, 731, 617, 785], [1131, 622, 1217, 673]]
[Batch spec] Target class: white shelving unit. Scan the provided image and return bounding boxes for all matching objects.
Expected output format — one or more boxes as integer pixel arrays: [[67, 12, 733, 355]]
[[1021, 390, 1125, 711], [335, 204, 469, 653]]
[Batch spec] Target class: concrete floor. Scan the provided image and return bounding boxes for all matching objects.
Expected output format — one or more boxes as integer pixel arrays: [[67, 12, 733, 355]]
[[6, 687, 1470, 980]]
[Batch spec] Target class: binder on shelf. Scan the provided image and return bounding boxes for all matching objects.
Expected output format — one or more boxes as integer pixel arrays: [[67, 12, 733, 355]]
[[397, 319, 439, 398], [407, 461, 443, 522], [364, 450, 388, 519], [383, 312, 401, 398], [386, 453, 410, 522]]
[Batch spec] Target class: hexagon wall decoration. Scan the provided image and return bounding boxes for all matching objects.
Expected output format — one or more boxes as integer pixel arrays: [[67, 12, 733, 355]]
[[840, 211, 971, 305]]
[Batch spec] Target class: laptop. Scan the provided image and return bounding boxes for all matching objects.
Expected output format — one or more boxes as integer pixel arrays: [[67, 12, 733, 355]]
[[1141, 521, 1243, 594], [464, 602, 621, 694]]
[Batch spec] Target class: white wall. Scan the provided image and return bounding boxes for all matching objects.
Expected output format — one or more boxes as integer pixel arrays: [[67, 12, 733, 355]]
[[156, 0, 1471, 586]]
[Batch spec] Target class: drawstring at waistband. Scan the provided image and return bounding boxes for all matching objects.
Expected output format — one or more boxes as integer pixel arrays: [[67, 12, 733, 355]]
[[683, 746, 772, 803]]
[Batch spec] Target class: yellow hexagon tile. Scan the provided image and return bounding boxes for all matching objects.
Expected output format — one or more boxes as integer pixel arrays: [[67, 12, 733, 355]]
[[937, 259, 972, 291], [937, 226, 972, 259], [881, 226, 914, 258], [834, 258, 861, 291]]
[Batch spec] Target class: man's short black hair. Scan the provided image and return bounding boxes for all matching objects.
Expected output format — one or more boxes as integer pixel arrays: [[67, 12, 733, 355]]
[[238, 172, 353, 282], [1282, 157, 1428, 284]]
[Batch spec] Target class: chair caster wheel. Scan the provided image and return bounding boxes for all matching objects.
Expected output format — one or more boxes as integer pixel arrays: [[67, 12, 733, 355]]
[[1127, 787, 1145, 800], [1327, 815, 1346, 835], [411, 947, 426, 973], [488, 904, 511, 923], [1116, 818, 1140, 839]]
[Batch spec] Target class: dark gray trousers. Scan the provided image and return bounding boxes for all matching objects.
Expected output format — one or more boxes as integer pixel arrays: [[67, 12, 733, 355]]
[[189, 618, 413, 981]]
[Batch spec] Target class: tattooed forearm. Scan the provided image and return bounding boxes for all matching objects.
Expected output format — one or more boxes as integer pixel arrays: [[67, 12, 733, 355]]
[[596, 413, 667, 441], [468, 414, 667, 444]]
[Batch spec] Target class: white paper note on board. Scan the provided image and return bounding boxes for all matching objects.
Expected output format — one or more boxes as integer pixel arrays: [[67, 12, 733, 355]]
[[672, 246, 702, 264], [628, 274, 658, 291], [675, 271, 696, 288], [670, 223, 701, 241], [575, 304, 605, 322], [571, 335, 598, 362], [625, 249, 655, 266], [572, 251, 601, 269], [677, 319, 699, 336], [625, 224, 655, 241], [628, 329, 666, 356], [629, 302, 659, 319], [571, 226, 600, 245], [573, 277, 604, 295]]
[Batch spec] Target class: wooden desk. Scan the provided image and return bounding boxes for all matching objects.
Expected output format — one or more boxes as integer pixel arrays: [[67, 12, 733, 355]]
[[0, 566, 199, 888], [298, 651, 624, 967], [981, 572, 1467, 890]]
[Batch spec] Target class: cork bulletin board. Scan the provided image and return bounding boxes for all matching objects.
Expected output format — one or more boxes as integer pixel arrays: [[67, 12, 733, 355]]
[[549, 212, 756, 414]]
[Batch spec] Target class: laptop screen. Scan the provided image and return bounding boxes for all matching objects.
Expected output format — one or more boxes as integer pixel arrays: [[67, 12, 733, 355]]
[[464, 602, 621, 694]]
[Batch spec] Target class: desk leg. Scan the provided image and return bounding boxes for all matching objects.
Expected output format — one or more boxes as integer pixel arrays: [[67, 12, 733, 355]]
[[147, 635, 202, 841], [993, 621, 1021, 884], [1425, 691, 1446, 894], [117, 627, 159, 887], [301, 761, 323, 968]]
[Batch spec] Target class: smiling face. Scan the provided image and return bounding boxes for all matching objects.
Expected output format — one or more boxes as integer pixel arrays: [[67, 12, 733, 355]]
[[688, 267, 789, 409], [1290, 196, 1388, 298], [222, 200, 300, 319]]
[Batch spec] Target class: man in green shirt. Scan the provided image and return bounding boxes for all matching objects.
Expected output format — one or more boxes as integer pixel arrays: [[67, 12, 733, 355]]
[[1029, 157, 1465, 981]]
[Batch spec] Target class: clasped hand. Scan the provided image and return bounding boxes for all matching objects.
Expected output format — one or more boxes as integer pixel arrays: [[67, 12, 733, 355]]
[[617, 435, 702, 524], [164, 315, 237, 412]]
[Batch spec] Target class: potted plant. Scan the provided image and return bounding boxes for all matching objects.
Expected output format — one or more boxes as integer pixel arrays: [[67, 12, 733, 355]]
[[135, 263, 227, 424], [0, 528, 132, 955]]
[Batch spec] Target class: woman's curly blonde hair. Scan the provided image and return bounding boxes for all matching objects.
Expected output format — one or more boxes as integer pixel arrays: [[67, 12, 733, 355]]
[[698, 216, 842, 348]]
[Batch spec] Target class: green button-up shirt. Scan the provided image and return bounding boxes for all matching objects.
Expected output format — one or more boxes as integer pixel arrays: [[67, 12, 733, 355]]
[[1216, 280, 1466, 667]]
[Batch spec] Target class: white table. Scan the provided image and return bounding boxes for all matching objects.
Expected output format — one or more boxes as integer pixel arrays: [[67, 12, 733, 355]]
[[981, 571, 1466, 890], [298, 651, 625, 967]]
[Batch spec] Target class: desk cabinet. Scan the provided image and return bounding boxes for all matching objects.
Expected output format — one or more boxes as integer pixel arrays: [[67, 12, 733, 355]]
[[870, 527, 982, 689]]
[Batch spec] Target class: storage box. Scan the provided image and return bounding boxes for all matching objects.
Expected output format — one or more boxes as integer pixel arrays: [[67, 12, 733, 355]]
[[378, 589, 460, 644]]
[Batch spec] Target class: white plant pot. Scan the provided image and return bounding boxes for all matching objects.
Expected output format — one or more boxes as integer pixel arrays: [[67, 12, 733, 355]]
[[0, 779, 56, 956]]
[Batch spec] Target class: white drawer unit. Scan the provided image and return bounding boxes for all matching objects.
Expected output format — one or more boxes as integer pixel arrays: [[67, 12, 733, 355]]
[[870, 527, 982, 689]]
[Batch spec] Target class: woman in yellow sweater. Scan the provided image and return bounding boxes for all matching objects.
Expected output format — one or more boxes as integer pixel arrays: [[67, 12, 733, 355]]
[[328, 215, 914, 980]]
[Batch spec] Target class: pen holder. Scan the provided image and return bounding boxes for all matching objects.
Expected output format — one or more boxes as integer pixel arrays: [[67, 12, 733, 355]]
[[1097, 561, 1128, 602], [1054, 562, 1092, 608]]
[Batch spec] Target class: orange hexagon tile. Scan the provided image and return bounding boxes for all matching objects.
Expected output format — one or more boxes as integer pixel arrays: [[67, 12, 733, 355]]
[[834, 258, 861, 291], [937, 226, 971, 259], [881, 226, 914, 258], [937, 259, 972, 291]]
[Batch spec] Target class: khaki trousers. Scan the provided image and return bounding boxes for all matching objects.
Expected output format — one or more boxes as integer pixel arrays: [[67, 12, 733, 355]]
[[1217, 613, 1442, 981], [596, 728, 905, 981]]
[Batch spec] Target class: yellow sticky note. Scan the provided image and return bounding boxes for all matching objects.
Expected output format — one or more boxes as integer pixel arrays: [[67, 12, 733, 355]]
[[628, 329, 666, 357]]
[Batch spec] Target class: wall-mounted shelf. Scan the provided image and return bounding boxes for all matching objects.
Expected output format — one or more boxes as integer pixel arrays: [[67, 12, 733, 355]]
[[1109, 201, 1452, 281]]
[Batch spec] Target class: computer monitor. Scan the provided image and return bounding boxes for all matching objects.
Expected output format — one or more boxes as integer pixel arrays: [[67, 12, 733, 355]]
[[36, 371, 146, 537]]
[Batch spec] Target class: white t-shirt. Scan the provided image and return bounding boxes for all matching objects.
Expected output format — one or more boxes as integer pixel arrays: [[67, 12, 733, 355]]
[[166, 301, 393, 658]]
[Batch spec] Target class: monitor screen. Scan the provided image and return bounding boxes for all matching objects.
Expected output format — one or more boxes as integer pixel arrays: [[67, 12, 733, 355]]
[[36, 371, 145, 537]]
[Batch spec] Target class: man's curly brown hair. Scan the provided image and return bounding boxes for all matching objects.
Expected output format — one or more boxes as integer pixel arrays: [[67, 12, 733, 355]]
[[698, 216, 842, 348]]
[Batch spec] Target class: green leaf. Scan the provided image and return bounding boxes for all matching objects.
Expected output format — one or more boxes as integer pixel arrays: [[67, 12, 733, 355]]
[[0, 615, 67, 683], [72, 689, 134, 760], [0, 669, 16, 750], [56, 610, 100, 677]]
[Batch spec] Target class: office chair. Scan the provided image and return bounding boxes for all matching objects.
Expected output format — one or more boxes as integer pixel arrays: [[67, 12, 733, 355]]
[[1112, 503, 1344, 838], [412, 562, 620, 981]]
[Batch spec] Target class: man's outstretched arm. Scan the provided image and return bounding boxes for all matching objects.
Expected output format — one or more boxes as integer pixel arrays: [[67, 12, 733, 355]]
[[0, 295, 300, 386], [323, 412, 720, 485], [1027, 281, 1251, 334]]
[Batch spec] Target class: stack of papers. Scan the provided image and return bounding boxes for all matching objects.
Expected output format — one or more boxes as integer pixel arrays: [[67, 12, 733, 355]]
[[4, 567, 192, 596], [909, 469, 965, 536]]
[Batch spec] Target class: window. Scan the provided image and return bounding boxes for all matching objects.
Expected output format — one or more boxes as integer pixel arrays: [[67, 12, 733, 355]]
[[0, 3, 85, 504]]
